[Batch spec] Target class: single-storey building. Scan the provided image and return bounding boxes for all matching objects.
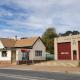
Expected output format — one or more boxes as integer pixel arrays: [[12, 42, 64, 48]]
[[54, 35, 80, 60], [0, 37, 46, 64]]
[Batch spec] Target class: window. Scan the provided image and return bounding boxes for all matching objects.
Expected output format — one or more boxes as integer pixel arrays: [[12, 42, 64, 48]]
[[2, 51, 7, 57], [35, 50, 42, 56], [22, 52, 29, 60]]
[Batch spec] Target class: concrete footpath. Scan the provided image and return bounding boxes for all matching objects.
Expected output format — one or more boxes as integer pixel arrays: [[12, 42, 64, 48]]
[[0, 64, 80, 74]]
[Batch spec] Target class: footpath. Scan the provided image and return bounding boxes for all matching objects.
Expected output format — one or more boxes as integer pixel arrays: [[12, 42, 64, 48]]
[[0, 64, 80, 74]]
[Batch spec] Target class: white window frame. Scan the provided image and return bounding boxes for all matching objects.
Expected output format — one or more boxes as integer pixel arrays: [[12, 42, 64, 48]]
[[35, 50, 42, 56]]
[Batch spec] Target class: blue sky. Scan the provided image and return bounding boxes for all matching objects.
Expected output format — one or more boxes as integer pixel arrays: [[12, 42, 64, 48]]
[[0, 0, 80, 38]]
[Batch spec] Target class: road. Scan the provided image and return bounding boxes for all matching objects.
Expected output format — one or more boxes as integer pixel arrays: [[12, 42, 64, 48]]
[[0, 69, 80, 80]]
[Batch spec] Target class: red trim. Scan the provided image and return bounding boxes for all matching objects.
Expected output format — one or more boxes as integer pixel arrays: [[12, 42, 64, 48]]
[[21, 49, 30, 52], [17, 60, 45, 64]]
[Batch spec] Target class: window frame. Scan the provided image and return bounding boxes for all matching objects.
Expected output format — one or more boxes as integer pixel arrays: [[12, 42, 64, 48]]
[[35, 50, 42, 56]]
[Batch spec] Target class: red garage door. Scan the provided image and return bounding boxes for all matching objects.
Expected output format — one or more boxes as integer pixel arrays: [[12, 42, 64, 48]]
[[57, 42, 71, 60], [78, 41, 80, 60]]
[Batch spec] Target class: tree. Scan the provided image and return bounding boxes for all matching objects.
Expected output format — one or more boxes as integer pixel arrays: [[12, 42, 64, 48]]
[[60, 31, 72, 36], [72, 31, 80, 35], [60, 30, 80, 36], [42, 27, 58, 54]]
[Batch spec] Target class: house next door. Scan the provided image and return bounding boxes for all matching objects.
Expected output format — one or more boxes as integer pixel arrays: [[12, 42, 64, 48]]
[[11, 50, 16, 64]]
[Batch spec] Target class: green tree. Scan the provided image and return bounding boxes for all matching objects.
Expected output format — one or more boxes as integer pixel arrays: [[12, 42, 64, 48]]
[[72, 31, 80, 35], [42, 27, 58, 54], [60, 30, 80, 36]]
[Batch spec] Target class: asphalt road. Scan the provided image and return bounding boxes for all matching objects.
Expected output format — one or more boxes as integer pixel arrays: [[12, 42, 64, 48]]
[[0, 69, 80, 80]]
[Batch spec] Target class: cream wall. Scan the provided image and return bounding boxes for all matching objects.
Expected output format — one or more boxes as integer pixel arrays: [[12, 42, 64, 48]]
[[54, 35, 80, 60], [16, 39, 46, 61], [0, 40, 4, 48], [0, 39, 46, 63], [0, 50, 11, 61], [0, 41, 11, 61], [29, 39, 46, 60], [16, 49, 22, 61], [54, 38, 58, 60]]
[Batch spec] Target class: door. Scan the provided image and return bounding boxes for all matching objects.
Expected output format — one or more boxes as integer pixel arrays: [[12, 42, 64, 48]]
[[78, 41, 80, 60], [58, 42, 71, 60], [22, 52, 29, 60], [11, 50, 16, 63], [73, 50, 77, 60]]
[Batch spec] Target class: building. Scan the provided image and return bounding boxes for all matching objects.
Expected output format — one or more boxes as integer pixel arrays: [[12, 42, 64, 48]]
[[54, 35, 80, 60], [0, 37, 46, 64]]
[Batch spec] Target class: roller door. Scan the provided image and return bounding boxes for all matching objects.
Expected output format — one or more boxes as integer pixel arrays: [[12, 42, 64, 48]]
[[57, 42, 71, 60]]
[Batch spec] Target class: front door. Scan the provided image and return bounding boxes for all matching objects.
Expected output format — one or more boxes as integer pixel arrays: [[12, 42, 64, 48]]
[[11, 50, 16, 63], [22, 52, 29, 60]]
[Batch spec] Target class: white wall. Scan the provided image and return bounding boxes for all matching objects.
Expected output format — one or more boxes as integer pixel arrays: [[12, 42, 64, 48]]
[[0, 50, 11, 61], [16, 39, 46, 61], [16, 49, 22, 61], [0, 40, 4, 48], [0, 41, 11, 61], [29, 39, 46, 60]]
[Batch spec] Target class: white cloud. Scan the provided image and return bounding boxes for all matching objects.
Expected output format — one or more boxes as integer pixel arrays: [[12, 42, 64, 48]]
[[0, 0, 80, 37], [0, 29, 24, 37], [1, 29, 21, 33], [10, 0, 80, 26], [0, 8, 13, 17], [0, 28, 42, 38]]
